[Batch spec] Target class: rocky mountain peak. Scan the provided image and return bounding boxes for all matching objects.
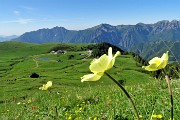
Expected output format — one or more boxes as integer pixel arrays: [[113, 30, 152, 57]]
[[52, 26, 67, 30], [152, 20, 180, 33], [169, 20, 180, 28], [90, 23, 116, 32]]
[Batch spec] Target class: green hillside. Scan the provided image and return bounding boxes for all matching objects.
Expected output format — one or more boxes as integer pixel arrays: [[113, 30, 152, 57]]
[[0, 41, 151, 85], [0, 41, 180, 119]]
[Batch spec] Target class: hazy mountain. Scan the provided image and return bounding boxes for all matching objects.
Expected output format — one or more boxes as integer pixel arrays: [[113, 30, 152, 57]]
[[129, 40, 180, 61], [0, 35, 18, 42], [14, 20, 180, 60]]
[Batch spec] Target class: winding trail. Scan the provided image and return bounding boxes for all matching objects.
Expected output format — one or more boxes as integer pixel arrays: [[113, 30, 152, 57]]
[[33, 58, 39, 68]]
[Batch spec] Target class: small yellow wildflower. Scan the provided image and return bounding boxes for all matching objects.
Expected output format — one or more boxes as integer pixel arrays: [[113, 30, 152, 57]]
[[81, 47, 120, 82], [152, 114, 157, 118], [74, 117, 82, 120], [142, 51, 168, 71], [139, 115, 143, 119], [156, 114, 163, 119], [39, 81, 52, 90], [27, 99, 32, 103], [75, 107, 83, 113], [17, 102, 21, 105], [152, 114, 163, 119], [79, 107, 83, 112], [76, 95, 83, 100], [67, 115, 72, 120], [93, 117, 98, 120], [134, 115, 143, 120]]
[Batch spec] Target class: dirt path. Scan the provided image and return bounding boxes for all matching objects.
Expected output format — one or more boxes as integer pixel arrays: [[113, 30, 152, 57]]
[[33, 58, 39, 68]]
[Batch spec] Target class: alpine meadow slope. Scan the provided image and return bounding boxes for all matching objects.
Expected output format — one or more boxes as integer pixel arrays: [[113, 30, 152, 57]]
[[0, 41, 180, 119]]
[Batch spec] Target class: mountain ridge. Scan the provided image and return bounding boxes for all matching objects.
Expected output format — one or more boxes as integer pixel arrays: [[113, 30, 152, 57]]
[[16, 20, 180, 45], [14, 20, 180, 60]]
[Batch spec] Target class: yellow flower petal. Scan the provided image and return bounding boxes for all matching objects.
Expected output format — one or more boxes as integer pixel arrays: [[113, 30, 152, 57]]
[[81, 73, 104, 82], [158, 51, 168, 69], [108, 47, 113, 58], [107, 51, 120, 70], [149, 57, 162, 65], [142, 63, 158, 71], [114, 51, 121, 58], [90, 54, 109, 73], [46, 81, 52, 87], [161, 51, 168, 60]]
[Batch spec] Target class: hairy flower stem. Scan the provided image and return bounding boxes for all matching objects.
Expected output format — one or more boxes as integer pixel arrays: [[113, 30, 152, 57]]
[[165, 75, 173, 120], [105, 72, 140, 120], [162, 69, 174, 120]]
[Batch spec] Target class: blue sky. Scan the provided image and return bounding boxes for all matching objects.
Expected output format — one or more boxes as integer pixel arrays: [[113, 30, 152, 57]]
[[1, 0, 180, 36]]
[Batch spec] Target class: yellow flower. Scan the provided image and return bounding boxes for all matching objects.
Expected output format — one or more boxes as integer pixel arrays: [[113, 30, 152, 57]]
[[81, 47, 120, 82], [152, 114, 163, 119], [67, 115, 72, 120], [93, 117, 98, 120], [17, 102, 21, 105], [39, 81, 52, 90], [152, 114, 157, 118], [142, 51, 168, 71], [139, 115, 143, 119], [27, 99, 32, 103], [156, 114, 163, 119], [79, 107, 83, 111]]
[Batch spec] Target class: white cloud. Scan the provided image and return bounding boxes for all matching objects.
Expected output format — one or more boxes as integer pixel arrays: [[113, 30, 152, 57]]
[[20, 6, 35, 11], [0, 18, 69, 25], [13, 10, 20, 15], [0, 19, 34, 24], [17, 19, 33, 24]]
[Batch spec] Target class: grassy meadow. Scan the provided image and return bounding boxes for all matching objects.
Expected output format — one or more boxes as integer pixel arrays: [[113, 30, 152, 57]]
[[0, 41, 180, 120]]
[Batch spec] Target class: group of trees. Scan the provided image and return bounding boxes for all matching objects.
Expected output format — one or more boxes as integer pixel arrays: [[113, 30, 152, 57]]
[[86, 42, 124, 58]]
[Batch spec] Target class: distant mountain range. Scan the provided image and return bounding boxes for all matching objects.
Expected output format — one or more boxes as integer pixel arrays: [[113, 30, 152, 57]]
[[0, 35, 18, 42], [14, 20, 180, 61]]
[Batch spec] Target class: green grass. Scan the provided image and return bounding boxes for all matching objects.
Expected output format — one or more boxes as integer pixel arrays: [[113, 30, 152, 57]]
[[0, 41, 179, 119]]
